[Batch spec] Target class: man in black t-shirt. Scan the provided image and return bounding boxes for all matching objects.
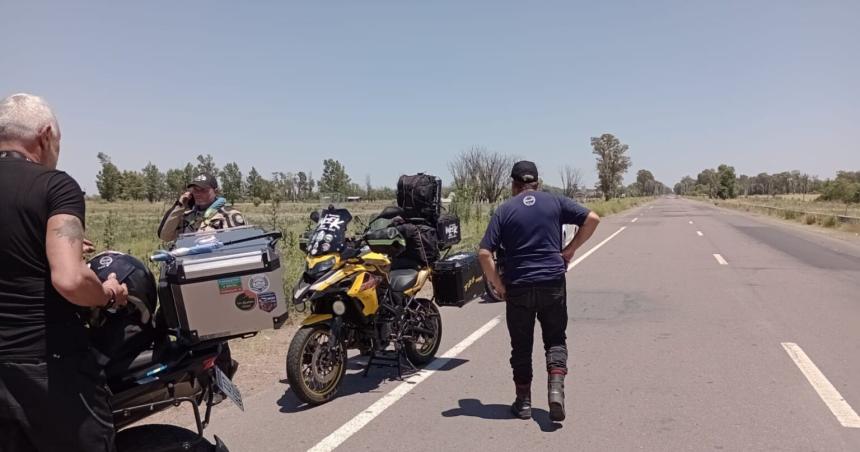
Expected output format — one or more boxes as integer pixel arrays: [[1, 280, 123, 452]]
[[479, 161, 601, 422], [0, 93, 129, 452]]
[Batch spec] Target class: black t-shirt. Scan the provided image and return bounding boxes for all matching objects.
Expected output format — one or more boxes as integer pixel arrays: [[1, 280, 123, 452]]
[[479, 191, 591, 286], [0, 156, 89, 361]]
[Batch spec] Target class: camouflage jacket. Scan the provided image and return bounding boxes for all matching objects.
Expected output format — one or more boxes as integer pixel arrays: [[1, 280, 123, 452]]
[[157, 201, 246, 242]]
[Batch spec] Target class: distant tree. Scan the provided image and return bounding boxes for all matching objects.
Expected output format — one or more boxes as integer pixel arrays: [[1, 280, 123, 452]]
[[142, 162, 166, 202], [674, 176, 696, 195], [560, 165, 584, 198], [195, 154, 219, 177], [820, 171, 860, 206], [696, 169, 719, 198], [716, 164, 737, 199], [296, 171, 309, 200], [319, 159, 351, 194], [635, 169, 656, 196], [220, 162, 244, 204], [591, 134, 632, 200], [165, 168, 187, 197], [448, 146, 514, 203], [365, 174, 373, 201], [119, 170, 147, 201], [96, 153, 123, 202], [246, 167, 266, 201]]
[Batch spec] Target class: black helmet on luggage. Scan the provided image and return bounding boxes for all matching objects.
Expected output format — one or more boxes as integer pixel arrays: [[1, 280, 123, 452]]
[[87, 251, 158, 364], [88, 251, 157, 324]]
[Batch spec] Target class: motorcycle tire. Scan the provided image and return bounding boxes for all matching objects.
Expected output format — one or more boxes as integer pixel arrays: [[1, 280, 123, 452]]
[[116, 424, 218, 452], [404, 300, 442, 365], [286, 324, 347, 405], [483, 275, 504, 303]]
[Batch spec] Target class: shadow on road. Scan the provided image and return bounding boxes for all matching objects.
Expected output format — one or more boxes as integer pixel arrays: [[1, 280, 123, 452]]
[[277, 357, 469, 413], [441, 398, 563, 432]]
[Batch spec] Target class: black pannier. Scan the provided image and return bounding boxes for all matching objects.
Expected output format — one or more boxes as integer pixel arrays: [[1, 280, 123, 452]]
[[432, 252, 484, 307], [436, 213, 461, 249], [397, 173, 442, 222]]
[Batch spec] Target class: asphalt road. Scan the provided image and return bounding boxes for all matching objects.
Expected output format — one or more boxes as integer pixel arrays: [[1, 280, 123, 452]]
[[202, 197, 860, 452]]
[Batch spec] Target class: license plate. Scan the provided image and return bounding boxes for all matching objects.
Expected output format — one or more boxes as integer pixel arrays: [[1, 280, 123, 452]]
[[214, 367, 244, 411]]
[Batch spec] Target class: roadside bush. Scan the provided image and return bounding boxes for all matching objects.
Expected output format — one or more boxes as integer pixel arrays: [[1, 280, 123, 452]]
[[803, 214, 817, 225], [821, 216, 837, 228]]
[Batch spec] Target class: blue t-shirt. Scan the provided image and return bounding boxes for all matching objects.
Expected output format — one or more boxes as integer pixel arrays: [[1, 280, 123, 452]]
[[479, 191, 591, 286]]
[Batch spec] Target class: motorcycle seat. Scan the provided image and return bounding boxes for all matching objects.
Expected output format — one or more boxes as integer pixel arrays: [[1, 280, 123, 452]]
[[389, 269, 418, 292]]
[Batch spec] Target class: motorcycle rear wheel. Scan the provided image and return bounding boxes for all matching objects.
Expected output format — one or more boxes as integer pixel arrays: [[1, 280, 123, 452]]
[[483, 276, 504, 302], [116, 424, 217, 452], [404, 300, 442, 365], [286, 324, 347, 405]]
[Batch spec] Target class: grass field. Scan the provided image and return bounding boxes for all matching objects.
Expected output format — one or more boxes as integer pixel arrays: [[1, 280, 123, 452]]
[[690, 196, 860, 233]]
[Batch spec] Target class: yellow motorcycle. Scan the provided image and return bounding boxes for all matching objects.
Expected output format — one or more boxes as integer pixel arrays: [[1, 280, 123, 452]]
[[287, 206, 442, 405]]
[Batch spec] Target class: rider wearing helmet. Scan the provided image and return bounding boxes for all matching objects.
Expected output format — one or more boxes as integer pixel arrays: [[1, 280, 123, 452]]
[[0, 93, 129, 452]]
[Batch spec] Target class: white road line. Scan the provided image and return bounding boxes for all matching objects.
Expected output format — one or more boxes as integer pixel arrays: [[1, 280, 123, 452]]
[[689, 220, 694, 225], [631, 217, 638, 223], [781, 342, 860, 428], [310, 227, 627, 452], [567, 226, 627, 271], [309, 317, 503, 452], [696, 231, 703, 236], [712, 254, 728, 265]]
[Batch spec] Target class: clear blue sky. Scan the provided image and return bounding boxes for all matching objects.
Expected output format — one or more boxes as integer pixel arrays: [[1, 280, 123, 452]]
[[3, 0, 859, 193]]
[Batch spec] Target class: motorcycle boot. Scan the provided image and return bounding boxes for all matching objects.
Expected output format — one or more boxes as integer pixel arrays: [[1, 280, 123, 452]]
[[548, 372, 565, 422], [511, 383, 532, 419]]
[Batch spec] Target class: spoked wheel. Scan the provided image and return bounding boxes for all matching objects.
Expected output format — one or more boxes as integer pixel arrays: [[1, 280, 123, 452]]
[[405, 300, 442, 365], [286, 324, 347, 405], [483, 275, 504, 302]]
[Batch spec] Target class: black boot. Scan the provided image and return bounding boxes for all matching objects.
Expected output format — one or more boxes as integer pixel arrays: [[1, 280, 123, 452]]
[[548, 373, 565, 422], [511, 383, 532, 419]]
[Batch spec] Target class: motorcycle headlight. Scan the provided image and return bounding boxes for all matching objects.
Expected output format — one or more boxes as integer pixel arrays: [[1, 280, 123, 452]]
[[307, 256, 336, 278]]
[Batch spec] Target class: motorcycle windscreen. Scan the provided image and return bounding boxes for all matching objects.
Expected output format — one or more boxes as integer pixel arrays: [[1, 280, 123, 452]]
[[308, 208, 352, 256]]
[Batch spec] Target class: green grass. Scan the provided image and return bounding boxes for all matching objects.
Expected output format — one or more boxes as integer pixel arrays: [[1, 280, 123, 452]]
[[687, 196, 860, 233], [584, 197, 655, 217]]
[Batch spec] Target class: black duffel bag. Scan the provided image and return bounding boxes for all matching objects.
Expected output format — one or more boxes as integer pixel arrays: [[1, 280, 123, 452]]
[[397, 173, 441, 222], [393, 221, 440, 269]]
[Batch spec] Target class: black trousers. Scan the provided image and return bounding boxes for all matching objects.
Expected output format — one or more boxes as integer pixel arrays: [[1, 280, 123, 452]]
[[505, 278, 568, 385], [0, 351, 116, 452]]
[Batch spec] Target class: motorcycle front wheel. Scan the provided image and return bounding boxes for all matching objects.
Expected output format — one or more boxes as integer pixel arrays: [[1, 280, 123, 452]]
[[286, 324, 347, 405]]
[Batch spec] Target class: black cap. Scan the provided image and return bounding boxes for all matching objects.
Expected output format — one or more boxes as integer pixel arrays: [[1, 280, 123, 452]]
[[187, 173, 218, 190], [511, 160, 539, 183]]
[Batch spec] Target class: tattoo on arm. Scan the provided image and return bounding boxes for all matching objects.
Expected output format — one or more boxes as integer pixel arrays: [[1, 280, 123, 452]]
[[52, 217, 85, 246]]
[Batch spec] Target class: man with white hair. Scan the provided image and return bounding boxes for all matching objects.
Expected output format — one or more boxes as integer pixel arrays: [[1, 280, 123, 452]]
[[0, 93, 128, 451]]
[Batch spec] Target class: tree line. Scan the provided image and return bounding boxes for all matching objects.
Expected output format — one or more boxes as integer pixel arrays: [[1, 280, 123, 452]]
[[95, 154, 395, 204], [674, 167, 859, 204], [95, 132, 666, 205], [447, 133, 669, 203]]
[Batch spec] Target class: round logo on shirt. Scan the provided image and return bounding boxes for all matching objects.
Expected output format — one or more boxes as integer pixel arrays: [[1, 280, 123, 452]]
[[523, 195, 536, 206]]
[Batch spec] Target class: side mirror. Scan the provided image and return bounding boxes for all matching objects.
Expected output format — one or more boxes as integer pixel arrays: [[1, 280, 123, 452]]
[[310, 211, 320, 223]]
